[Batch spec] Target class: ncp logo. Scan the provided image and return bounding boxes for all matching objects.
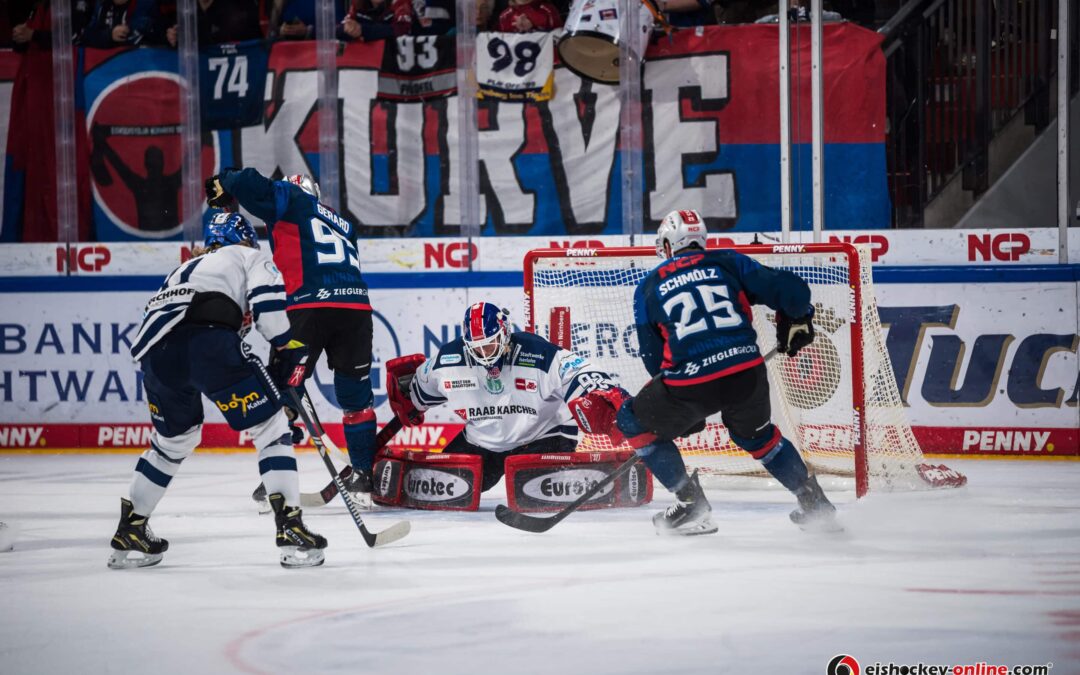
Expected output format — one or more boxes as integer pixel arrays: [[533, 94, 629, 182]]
[[312, 309, 401, 409], [86, 68, 219, 238], [56, 245, 112, 272], [424, 242, 477, 269], [827, 654, 860, 675], [967, 232, 1031, 261]]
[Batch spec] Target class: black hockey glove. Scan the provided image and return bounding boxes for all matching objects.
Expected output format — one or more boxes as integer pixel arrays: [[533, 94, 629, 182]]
[[269, 339, 310, 391], [205, 173, 235, 209], [282, 405, 305, 444], [776, 307, 815, 357]]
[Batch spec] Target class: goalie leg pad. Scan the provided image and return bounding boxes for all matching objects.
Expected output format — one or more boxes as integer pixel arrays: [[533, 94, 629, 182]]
[[504, 451, 653, 513], [372, 448, 482, 511]]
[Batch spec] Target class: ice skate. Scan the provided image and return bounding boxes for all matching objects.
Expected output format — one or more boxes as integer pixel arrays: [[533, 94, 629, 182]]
[[107, 498, 169, 569], [341, 466, 374, 509], [789, 475, 842, 532], [653, 471, 718, 536], [269, 493, 327, 568]]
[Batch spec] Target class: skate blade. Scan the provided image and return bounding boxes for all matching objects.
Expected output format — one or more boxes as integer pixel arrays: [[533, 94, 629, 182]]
[[107, 549, 164, 570], [790, 511, 844, 534], [254, 498, 271, 515], [655, 518, 719, 537], [279, 546, 325, 568]]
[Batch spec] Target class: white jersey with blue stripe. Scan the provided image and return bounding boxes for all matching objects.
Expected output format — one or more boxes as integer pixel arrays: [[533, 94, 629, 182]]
[[409, 332, 616, 453], [130, 245, 291, 361]]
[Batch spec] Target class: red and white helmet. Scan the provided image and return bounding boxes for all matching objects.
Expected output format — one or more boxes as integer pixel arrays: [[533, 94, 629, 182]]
[[656, 209, 708, 259], [286, 174, 321, 200]]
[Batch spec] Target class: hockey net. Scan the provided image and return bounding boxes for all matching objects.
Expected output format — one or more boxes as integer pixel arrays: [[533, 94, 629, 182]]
[[525, 243, 966, 497]]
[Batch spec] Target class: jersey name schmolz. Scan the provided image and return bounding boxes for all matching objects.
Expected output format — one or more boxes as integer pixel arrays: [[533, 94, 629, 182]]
[[658, 268, 719, 295], [467, 404, 538, 418]]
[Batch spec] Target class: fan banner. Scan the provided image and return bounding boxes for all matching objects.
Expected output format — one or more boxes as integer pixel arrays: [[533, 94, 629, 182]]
[[477, 31, 555, 102], [1, 23, 889, 240]]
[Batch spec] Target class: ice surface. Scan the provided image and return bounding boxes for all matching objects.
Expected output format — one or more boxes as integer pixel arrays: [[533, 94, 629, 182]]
[[1, 454, 1077, 675]]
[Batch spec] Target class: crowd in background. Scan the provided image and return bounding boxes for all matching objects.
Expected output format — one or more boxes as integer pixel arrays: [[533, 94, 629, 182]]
[[3, 0, 905, 51]]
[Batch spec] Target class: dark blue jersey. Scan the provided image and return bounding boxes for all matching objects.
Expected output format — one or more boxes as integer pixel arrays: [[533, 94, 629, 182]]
[[633, 249, 811, 385], [200, 41, 269, 130], [220, 168, 371, 312]]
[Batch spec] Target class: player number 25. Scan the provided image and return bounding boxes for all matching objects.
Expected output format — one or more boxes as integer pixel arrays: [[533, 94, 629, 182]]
[[662, 284, 742, 339], [207, 56, 249, 100], [310, 218, 361, 272]]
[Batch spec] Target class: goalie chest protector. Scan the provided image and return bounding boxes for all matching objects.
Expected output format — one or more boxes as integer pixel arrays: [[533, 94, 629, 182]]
[[504, 451, 653, 513]]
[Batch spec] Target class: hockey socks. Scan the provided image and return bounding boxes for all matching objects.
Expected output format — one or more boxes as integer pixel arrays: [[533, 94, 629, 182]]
[[128, 427, 200, 516], [759, 437, 810, 493], [258, 433, 300, 505], [636, 440, 690, 492], [336, 372, 377, 470]]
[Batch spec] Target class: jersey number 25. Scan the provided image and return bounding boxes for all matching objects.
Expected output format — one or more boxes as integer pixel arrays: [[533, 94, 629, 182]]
[[662, 284, 742, 339]]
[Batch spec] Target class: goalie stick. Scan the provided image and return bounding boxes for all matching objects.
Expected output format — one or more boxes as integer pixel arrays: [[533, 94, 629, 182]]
[[286, 388, 411, 548], [496, 348, 779, 533]]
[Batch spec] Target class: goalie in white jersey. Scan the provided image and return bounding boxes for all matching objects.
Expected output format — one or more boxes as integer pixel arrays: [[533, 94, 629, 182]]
[[109, 212, 327, 570], [388, 302, 617, 493]]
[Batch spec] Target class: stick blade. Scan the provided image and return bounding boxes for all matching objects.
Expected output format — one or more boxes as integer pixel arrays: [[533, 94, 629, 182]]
[[363, 520, 411, 548], [494, 504, 559, 533]]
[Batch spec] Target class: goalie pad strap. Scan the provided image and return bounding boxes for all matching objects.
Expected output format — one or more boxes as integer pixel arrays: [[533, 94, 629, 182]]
[[372, 448, 481, 511], [504, 451, 653, 513]]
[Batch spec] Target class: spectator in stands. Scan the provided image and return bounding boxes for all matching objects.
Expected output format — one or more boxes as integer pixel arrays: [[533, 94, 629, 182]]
[[657, 0, 716, 27], [80, 0, 159, 47], [497, 0, 560, 32], [268, 0, 345, 39], [412, 0, 453, 35], [163, 0, 263, 46], [338, 0, 410, 41]]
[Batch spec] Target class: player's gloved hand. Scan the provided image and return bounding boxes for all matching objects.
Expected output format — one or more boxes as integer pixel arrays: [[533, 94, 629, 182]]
[[269, 339, 309, 390], [205, 173, 235, 209], [282, 405, 305, 444], [776, 306, 815, 357], [386, 353, 427, 426], [568, 387, 632, 445]]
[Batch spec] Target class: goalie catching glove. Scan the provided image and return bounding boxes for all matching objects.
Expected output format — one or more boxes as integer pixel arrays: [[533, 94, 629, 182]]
[[568, 387, 657, 449], [385, 354, 427, 427], [776, 306, 815, 357]]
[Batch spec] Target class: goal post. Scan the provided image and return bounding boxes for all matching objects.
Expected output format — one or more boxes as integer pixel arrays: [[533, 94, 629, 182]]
[[524, 243, 966, 498]]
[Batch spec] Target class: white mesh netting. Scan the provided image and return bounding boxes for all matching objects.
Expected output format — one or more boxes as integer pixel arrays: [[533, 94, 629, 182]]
[[527, 244, 932, 494]]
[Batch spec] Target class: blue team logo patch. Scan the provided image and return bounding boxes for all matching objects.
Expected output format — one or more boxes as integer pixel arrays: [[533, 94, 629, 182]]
[[559, 356, 586, 378], [440, 354, 463, 365]]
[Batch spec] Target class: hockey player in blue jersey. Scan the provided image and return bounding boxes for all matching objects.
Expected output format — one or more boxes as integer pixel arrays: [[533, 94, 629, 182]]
[[206, 169, 379, 505], [109, 213, 326, 569], [570, 209, 836, 535]]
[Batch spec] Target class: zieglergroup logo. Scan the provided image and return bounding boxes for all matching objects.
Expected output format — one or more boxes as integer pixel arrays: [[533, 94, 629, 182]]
[[829, 655, 861, 675]]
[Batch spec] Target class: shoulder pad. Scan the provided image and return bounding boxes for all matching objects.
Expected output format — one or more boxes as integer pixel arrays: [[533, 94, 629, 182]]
[[509, 332, 558, 370], [433, 339, 467, 369]]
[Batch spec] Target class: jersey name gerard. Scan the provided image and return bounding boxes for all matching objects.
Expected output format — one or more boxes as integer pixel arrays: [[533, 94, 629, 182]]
[[657, 268, 719, 296]]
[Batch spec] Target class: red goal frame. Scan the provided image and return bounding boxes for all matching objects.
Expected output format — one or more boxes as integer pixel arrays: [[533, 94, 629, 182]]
[[523, 242, 872, 497]]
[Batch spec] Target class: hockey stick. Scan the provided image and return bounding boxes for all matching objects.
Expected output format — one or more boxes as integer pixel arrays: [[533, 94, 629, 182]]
[[286, 388, 411, 548], [495, 454, 641, 533], [495, 348, 780, 533], [298, 416, 403, 507]]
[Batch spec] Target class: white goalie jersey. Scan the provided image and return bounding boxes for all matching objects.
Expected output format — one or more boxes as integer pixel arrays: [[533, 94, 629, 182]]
[[409, 331, 616, 453]]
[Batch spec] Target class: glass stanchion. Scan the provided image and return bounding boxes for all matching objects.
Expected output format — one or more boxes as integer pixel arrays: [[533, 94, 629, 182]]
[[618, 0, 644, 241], [177, 0, 203, 244], [456, 0, 482, 238], [50, 1, 78, 248], [316, 0, 341, 210]]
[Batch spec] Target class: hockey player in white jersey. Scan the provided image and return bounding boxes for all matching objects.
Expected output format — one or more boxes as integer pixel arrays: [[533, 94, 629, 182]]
[[108, 212, 327, 570], [387, 302, 617, 493]]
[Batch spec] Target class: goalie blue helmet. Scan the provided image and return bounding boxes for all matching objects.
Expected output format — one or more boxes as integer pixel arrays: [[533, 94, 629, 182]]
[[205, 212, 259, 250], [462, 302, 511, 368]]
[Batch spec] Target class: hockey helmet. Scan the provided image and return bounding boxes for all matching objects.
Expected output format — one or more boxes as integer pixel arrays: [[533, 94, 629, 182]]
[[205, 211, 259, 250], [286, 174, 321, 200], [656, 209, 708, 259], [462, 302, 511, 367]]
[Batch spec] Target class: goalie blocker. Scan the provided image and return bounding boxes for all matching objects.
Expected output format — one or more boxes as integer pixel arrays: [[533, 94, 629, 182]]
[[371, 448, 652, 512]]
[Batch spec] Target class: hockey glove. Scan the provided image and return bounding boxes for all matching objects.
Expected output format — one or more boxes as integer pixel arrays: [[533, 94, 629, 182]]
[[205, 173, 236, 209], [386, 354, 427, 426], [568, 388, 633, 445], [282, 405, 305, 444], [269, 340, 309, 391], [776, 307, 815, 357]]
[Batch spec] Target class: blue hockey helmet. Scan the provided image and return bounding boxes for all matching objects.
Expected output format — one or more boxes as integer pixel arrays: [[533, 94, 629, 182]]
[[462, 302, 511, 367], [205, 211, 259, 250]]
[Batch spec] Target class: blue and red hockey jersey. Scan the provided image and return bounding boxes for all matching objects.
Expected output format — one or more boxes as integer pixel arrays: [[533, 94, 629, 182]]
[[220, 168, 371, 312], [633, 249, 812, 385]]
